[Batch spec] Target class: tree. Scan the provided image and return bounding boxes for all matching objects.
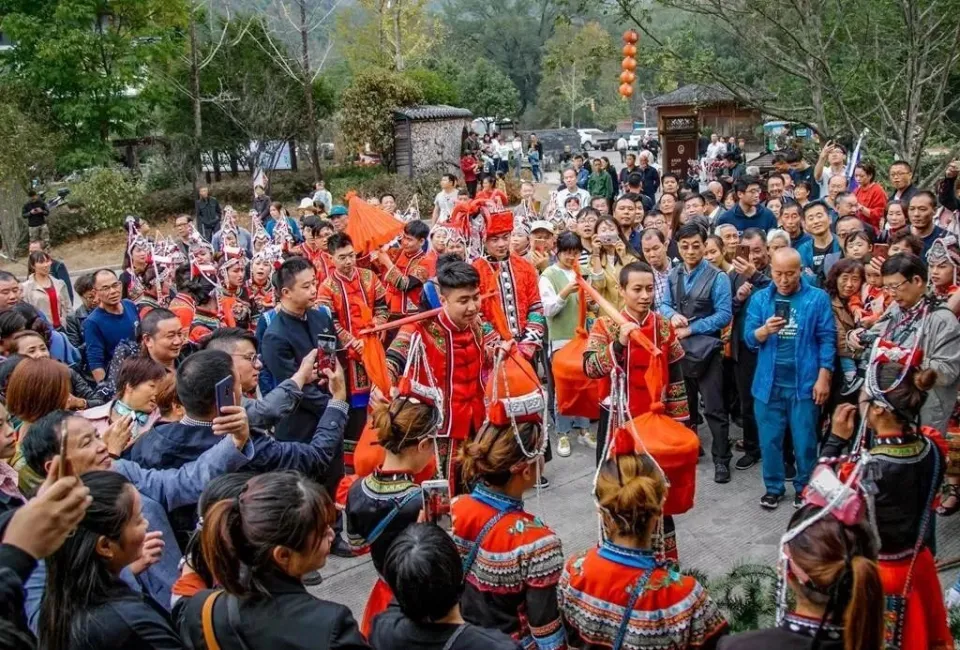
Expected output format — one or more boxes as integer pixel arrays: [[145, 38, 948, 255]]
[[338, 70, 423, 169], [441, 0, 558, 113], [255, 0, 342, 181], [599, 0, 960, 182], [405, 67, 461, 105], [539, 21, 618, 128], [0, 102, 61, 257], [0, 0, 187, 169], [457, 58, 521, 128], [336, 0, 440, 72]]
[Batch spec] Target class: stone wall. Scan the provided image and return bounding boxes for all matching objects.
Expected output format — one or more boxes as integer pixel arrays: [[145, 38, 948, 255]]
[[408, 118, 470, 176]]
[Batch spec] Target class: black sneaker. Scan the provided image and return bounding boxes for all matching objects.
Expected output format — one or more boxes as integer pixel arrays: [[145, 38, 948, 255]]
[[302, 570, 323, 586], [735, 455, 758, 470], [714, 463, 731, 484], [794, 494, 804, 509], [538, 475, 551, 489], [760, 493, 781, 509], [784, 464, 797, 481]]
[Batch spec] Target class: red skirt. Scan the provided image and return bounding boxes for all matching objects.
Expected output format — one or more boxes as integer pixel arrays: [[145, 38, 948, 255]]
[[879, 548, 952, 650], [361, 577, 393, 638]]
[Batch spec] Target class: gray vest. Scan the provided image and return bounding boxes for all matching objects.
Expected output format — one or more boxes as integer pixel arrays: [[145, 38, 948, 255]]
[[669, 262, 721, 326]]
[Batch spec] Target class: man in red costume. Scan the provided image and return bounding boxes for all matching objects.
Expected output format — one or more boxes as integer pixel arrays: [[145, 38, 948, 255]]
[[300, 215, 335, 287], [472, 208, 545, 359], [386, 256, 486, 494], [318, 232, 388, 473], [375, 220, 431, 326]]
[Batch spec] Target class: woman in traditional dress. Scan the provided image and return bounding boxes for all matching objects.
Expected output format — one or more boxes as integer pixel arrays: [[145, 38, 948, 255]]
[[453, 420, 566, 650], [344, 396, 438, 637], [559, 448, 727, 649]]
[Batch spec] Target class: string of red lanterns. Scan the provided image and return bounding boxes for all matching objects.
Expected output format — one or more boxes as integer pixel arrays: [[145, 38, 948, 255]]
[[619, 30, 639, 98]]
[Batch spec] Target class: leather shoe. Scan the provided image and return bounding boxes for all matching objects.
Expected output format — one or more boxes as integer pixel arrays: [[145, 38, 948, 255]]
[[302, 570, 323, 586], [330, 535, 353, 559], [714, 463, 731, 484]]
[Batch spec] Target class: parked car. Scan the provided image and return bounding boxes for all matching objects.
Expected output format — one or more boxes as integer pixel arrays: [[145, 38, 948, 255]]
[[628, 127, 658, 150], [577, 128, 604, 149]]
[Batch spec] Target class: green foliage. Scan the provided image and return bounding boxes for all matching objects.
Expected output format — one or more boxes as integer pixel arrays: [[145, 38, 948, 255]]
[[69, 167, 145, 236], [0, 0, 187, 170], [0, 102, 61, 192], [440, 0, 557, 113], [336, 0, 441, 72], [457, 58, 521, 123], [338, 70, 424, 169], [702, 564, 780, 633], [405, 67, 461, 105]]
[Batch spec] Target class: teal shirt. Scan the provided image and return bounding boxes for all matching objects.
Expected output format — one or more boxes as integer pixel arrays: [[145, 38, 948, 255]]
[[773, 291, 801, 388]]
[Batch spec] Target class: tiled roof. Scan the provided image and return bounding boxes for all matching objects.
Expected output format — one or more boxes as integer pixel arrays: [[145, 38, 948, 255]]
[[394, 105, 473, 120]]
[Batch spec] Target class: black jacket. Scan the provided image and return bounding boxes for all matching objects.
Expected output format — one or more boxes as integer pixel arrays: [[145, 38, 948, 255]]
[[65, 303, 91, 351], [718, 625, 841, 649], [261, 307, 335, 443], [195, 197, 222, 226], [52, 259, 74, 302], [64, 592, 182, 650], [174, 571, 368, 650], [21, 200, 49, 227], [253, 194, 272, 220], [371, 605, 522, 650], [0, 542, 36, 642]]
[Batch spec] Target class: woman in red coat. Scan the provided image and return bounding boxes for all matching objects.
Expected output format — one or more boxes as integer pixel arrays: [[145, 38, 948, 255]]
[[853, 161, 888, 230]]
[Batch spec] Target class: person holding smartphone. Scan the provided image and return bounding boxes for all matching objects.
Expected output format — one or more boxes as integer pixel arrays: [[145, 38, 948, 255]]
[[744, 247, 836, 510], [588, 217, 638, 310]]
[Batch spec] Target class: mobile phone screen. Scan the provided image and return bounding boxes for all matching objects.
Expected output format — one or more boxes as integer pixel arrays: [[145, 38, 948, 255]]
[[873, 243, 889, 258], [317, 334, 337, 374], [57, 423, 71, 480], [215, 375, 235, 414], [421, 479, 452, 530], [774, 300, 791, 321], [737, 244, 751, 260]]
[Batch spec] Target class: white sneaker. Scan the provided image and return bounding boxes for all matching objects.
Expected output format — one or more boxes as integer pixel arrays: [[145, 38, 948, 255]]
[[556, 435, 572, 457], [578, 430, 597, 449]]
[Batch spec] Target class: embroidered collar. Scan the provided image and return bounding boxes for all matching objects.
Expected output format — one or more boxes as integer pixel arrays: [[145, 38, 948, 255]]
[[438, 308, 471, 332], [181, 415, 213, 427], [597, 540, 657, 570], [372, 467, 416, 483], [780, 613, 842, 641], [472, 483, 523, 511], [333, 269, 358, 283]]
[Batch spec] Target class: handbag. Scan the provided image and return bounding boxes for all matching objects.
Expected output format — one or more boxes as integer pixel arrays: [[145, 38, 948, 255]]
[[679, 334, 721, 378]]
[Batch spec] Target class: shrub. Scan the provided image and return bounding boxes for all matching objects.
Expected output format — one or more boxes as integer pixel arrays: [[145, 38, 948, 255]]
[[58, 167, 144, 240]]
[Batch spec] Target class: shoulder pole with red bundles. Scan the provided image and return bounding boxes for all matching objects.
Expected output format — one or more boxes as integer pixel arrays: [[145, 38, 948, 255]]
[[575, 276, 660, 357]]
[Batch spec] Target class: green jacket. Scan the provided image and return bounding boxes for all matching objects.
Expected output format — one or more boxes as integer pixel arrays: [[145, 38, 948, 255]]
[[587, 171, 613, 200]]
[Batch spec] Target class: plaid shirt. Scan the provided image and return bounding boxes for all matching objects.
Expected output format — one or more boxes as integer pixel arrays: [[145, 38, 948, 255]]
[[652, 262, 672, 309]]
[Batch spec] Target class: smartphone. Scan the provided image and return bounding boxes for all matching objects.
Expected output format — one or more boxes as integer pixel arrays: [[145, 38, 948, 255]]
[[737, 244, 751, 260], [421, 479, 452, 531], [774, 299, 791, 321], [317, 334, 338, 374], [57, 422, 72, 480], [215, 375, 235, 415], [873, 243, 889, 258], [597, 233, 620, 246]]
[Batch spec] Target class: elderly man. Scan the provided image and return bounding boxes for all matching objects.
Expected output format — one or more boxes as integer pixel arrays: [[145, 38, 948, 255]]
[[556, 168, 591, 212], [636, 150, 660, 201], [744, 247, 835, 509]]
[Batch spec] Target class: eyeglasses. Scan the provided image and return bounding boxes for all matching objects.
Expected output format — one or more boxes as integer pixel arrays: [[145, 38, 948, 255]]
[[881, 279, 909, 294], [233, 352, 262, 365], [97, 281, 122, 292]]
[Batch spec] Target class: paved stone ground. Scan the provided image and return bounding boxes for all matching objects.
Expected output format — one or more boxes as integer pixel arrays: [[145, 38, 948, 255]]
[[311, 421, 960, 617]]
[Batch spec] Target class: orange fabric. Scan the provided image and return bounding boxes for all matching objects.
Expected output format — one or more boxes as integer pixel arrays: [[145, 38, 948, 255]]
[[361, 334, 390, 396], [217, 296, 237, 328], [335, 474, 360, 509], [615, 413, 700, 516], [344, 191, 404, 255], [553, 283, 603, 419], [362, 578, 394, 638], [171, 571, 208, 599], [879, 548, 952, 650], [352, 420, 436, 482], [486, 351, 543, 427]]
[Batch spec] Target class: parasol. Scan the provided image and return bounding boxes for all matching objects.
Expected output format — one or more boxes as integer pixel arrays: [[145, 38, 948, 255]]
[[344, 191, 405, 255]]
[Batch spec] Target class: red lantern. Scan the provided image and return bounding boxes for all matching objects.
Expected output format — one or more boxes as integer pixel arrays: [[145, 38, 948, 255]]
[[621, 57, 637, 71], [623, 29, 639, 44], [622, 43, 637, 57], [619, 70, 636, 84], [619, 83, 634, 97]]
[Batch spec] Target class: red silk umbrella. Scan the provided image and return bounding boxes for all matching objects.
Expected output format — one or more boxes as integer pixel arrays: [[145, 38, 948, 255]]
[[343, 191, 405, 255]]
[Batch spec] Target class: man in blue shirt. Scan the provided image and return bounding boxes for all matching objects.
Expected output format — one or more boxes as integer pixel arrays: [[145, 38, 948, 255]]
[[659, 223, 734, 483], [744, 247, 835, 510], [82, 269, 139, 383], [716, 176, 778, 234]]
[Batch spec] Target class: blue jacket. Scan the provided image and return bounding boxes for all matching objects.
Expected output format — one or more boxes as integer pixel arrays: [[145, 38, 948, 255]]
[[658, 259, 732, 336], [576, 166, 589, 189], [796, 236, 841, 272], [716, 203, 778, 234], [744, 279, 836, 404], [26, 437, 255, 626], [128, 400, 347, 477]]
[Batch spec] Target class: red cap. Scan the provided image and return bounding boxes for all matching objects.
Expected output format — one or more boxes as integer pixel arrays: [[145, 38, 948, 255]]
[[485, 210, 515, 238]]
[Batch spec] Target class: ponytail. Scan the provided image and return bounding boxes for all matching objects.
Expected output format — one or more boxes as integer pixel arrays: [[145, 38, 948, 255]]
[[200, 499, 245, 594], [459, 422, 542, 487], [843, 555, 884, 650]]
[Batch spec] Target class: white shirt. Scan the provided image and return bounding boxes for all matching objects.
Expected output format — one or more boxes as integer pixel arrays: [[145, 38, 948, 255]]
[[616, 137, 628, 150], [819, 165, 845, 197], [705, 142, 726, 160], [538, 266, 577, 351], [512, 138, 522, 151], [434, 189, 458, 222], [556, 187, 591, 214]]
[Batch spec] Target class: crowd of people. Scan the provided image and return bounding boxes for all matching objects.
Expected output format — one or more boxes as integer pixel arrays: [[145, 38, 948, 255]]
[[0, 134, 959, 650]]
